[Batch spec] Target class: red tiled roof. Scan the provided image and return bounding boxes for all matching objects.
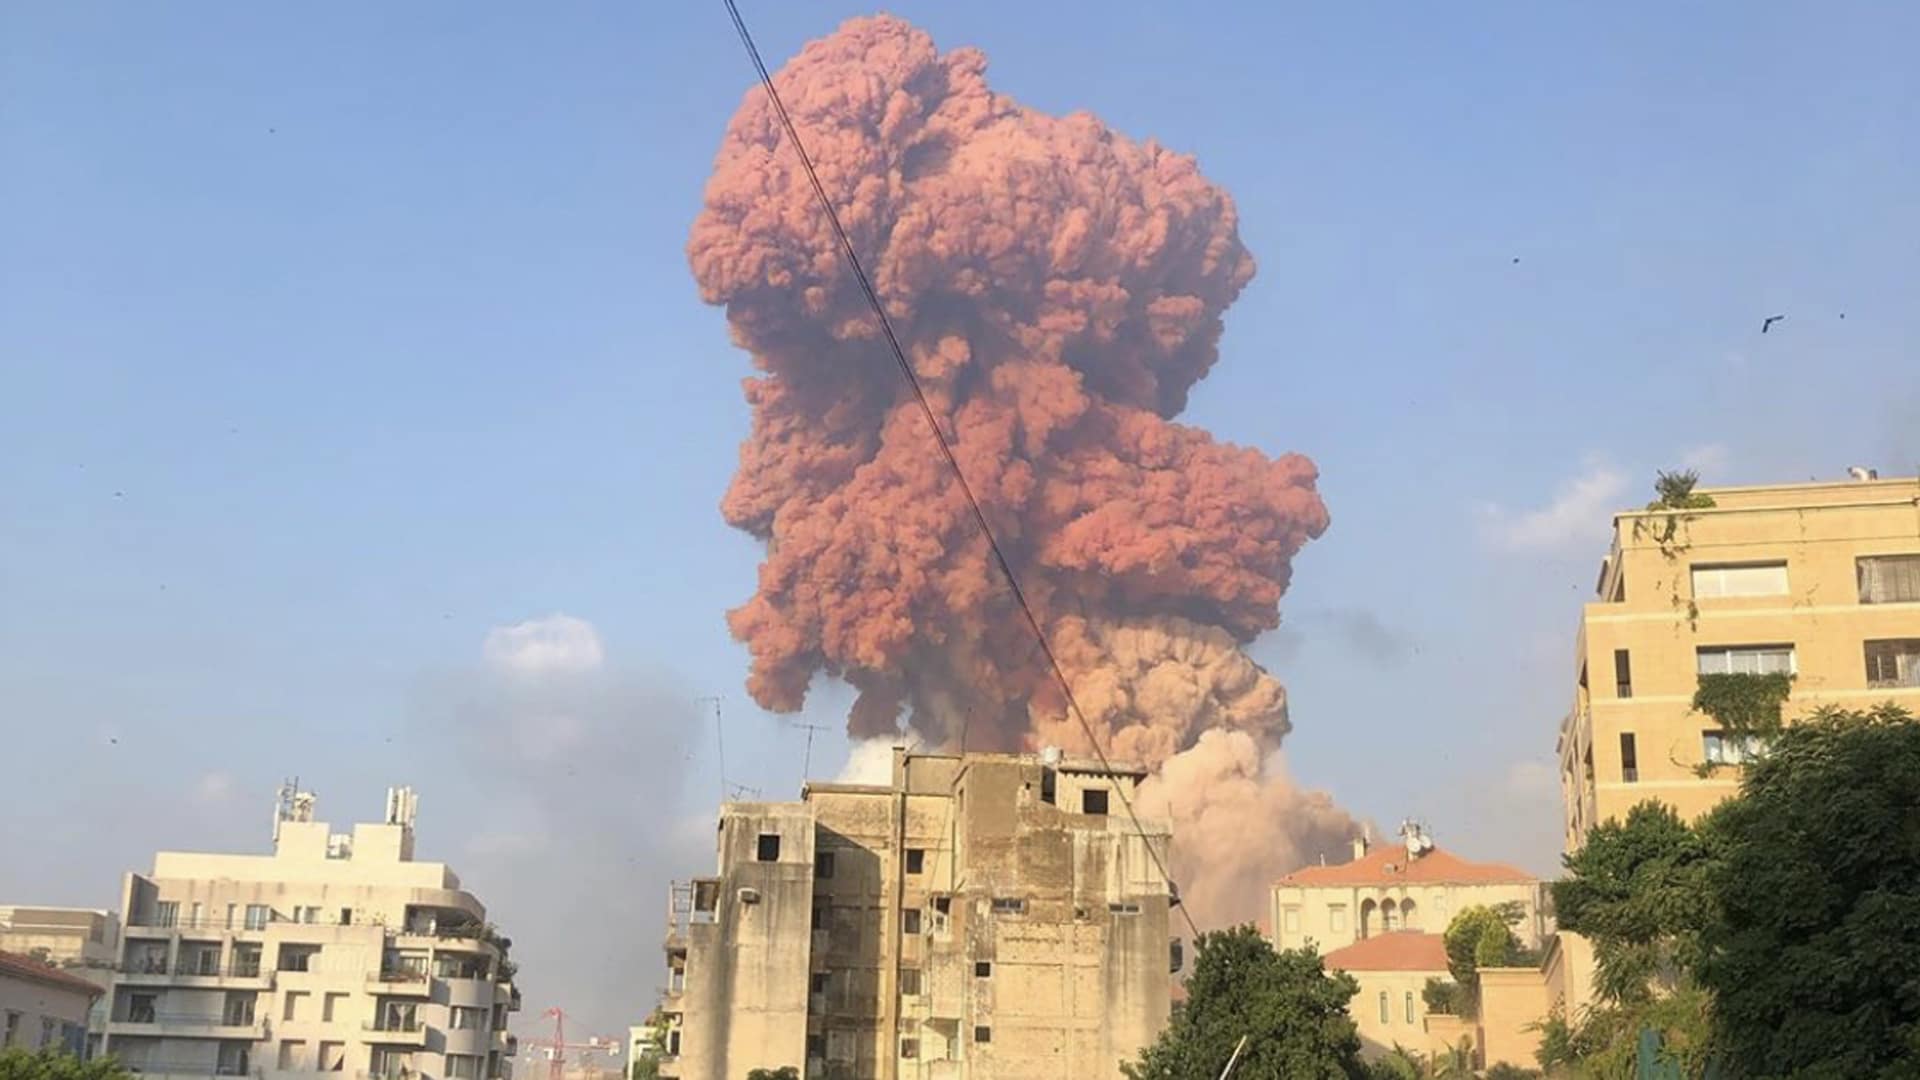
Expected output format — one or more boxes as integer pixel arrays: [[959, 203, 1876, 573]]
[[1323, 932, 1449, 973], [1277, 844, 1534, 888], [0, 949, 104, 996]]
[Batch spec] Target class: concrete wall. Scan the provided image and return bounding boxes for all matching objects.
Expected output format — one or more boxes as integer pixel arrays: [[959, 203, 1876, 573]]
[[1479, 967, 1552, 1069], [1342, 968, 1440, 1062]]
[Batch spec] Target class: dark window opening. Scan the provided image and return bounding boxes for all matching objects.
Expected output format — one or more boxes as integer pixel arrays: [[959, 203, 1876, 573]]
[[1040, 768, 1056, 805], [809, 972, 828, 994], [339, 908, 352, 926], [1620, 732, 1639, 783], [900, 1038, 919, 1060], [898, 968, 921, 995], [905, 848, 925, 874], [990, 897, 1025, 915], [932, 896, 951, 914], [814, 851, 834, 878], [974, 961, 992, 977], [805, 1035, 824, 1060], [973, 1026, 991, 1044], [1860, 555, 1920, 604], [756, 834, 780, 862], [1865, 639, 1920, 688], [811, 904, 825, 930], [1082, 789, 1109, 816], [1614, 649, 1633, 699], [903, 909, 921, 935]]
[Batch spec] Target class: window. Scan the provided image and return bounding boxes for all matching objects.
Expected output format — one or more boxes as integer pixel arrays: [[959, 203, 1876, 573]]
[[190, 902, 203, 928], [223, 991, 256, 1025], [1620, 732, 1639, 783], [126, 994, 157, 1023], [154, 901, 179, 928], [1282, 906, 1300, 934], [806, 1034, 824, 1060], [1697, 644, 1794, 675], [1406, 991, 1416, 1024], [811, 903, 825, 930], [668, 965, 685, 994], [322, 993, 347, 1022], [38, 1018, 54, 1050], [814, 850, 834, 879], [1383, 903, 1400, 932], [1614, 649, 1633, 698], [318, 1041, 345, 1072], [905, 848, 925, 874], [244, 904, 270, 930], [339, 908, 352, 926], [810, 972, 828, 995], [370, 1049, 412, 1079], [278, 1041, 306, 1070], [1704, 731, 1768, 765], [216, 1042, 250, 1076], [900, 1037, 919, 1060], [1082, 789, 1109, 816], [451, 1007, 485, 1031], [1109, 901, 1141, 915], [1329, 905, 1347, 933], [447, 1055, 481, 1080], [898, 968, 921, 996], [1859, 555, 1920, 604], [990, 897, 1025, 915], [974, 961, 992, 978], [226, 903, 237, 929], [666, 1029, 681, 1057], [756, 834, 781, 862], [973, 1026, 991, 1044], [933, 896, 952, 914], [903, 908, 922, 934], [299, 906, 321, 924], [278, 945, 319, 972], [1379, 991, 1390, 1024], [281, 991, 306, 1022], [2, 1011, 17, 1047], [1692, 562, 1788, 599], [1865, 639, 1920, 688], [1040, 768, 1056, 804], [232, 944, 261, 977]]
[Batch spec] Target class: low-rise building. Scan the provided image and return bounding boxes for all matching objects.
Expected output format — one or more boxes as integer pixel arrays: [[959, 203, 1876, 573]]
[[0, 907, 122, 1052], [0, 949, 103, 1055], [101, 785, 520, 1080], [657, 747, 1176, 1080]]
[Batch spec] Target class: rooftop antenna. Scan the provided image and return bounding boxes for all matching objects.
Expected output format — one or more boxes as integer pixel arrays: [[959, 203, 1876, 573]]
[[794, 721, 829, 784], [697, 695, 726, 804]]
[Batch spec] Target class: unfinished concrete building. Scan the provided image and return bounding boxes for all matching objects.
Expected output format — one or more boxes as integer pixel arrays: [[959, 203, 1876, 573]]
[[656, 748, 1175, 1080]]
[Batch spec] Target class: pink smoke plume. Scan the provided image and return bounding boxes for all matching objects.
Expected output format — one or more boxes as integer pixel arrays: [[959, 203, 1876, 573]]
[[690, 14, 1357, 928]]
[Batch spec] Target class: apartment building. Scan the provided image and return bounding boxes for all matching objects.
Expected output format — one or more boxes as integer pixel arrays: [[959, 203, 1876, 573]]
[[0, 949, 103, 1055], [0, 907, 121, 1051], [102, 786, 520, 1080], [656, 748, 1175, 1080], [1559, 474, 1920, 849]]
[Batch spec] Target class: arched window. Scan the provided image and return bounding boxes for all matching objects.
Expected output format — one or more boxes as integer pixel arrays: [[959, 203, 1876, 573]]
[[1406, 990, 1416, 1024], [1359, 899, 1377, 939], [1378, 991, 1389, 1024], [1383, 901, 1400, 932], [1401, 897, 1419, 930]]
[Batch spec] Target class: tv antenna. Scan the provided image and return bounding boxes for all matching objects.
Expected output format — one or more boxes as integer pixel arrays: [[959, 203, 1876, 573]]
[[794, 721, 829, 782], [697, 695, 726, 804]]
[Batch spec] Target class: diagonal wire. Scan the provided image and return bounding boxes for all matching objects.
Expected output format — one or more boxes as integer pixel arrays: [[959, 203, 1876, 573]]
[[720, 0, 1198, 940]]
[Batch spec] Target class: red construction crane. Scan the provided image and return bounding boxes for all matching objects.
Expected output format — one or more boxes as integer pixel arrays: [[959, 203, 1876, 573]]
[[532, 1008, 620, 1080]]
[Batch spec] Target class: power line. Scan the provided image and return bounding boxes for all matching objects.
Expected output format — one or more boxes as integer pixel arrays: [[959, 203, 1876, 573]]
[[718, 0, 1198, 941]]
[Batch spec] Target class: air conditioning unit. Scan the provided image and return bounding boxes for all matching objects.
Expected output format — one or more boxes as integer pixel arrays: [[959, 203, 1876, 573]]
[[738, 887, 761, 905]]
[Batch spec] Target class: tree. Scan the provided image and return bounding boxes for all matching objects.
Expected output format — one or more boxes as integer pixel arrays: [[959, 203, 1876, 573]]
[[1125, 925, 1369, 1080], [1438, 903, 1522, 1014], [0, 1050, 132, 1080], [1551, 801, 1717, 1006], [743, 1069, 798, 1080], [1698, 704, 1920, 1078]]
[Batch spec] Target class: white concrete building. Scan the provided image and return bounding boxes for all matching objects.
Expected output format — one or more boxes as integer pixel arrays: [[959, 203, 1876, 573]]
[[1, 949, 103, 1055], [102, 786, 520, 1080], [0, 906, 122, 1052]]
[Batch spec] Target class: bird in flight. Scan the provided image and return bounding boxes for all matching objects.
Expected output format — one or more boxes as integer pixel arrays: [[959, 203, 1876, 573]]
[[1762, 315, 1785, 334]]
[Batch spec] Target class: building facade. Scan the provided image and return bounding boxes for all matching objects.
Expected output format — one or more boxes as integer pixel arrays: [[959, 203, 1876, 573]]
[[657, 748, 1175, 1080], [101, 787, 520, 1080], [1560, 475, 1920, 849], [1270, 827, 1548, 956], [0, 949, 103, 1055], [0, 907, 121, 1052]]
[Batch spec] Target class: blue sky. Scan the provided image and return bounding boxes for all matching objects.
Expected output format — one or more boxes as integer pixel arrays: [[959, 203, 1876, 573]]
[[4, 1, 1917, 1038]]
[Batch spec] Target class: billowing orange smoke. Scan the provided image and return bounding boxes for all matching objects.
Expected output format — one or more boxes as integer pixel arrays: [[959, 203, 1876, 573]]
[[690, 14, 1357, 928]]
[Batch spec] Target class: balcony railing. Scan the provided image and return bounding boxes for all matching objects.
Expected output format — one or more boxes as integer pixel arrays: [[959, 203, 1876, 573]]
[[124, 1062, 261, 1077], [364, 1020, 424, 1033], [113, 1012, 263, 1031]]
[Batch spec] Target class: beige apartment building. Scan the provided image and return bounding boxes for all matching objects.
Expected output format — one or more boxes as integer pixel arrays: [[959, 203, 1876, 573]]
[[1560, 474, 1920, 849], [656, 748, 1175, 1080], [102, 786, 521, 1080], [1, 949, 104, 1055], [0, 906, 121, 1051]]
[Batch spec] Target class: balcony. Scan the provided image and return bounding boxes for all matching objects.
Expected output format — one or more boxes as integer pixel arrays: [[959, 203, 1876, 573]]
[[362, 1021, 428, 1047], [124, 1062, 262, 1079], [367, 970, 432, 997], [108, 1013, 268, 1040]]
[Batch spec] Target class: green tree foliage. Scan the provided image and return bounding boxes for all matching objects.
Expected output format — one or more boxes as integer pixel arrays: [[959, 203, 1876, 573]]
[[1419, 976, 1464, 1016], [0, 1050, 132, 1080], [743, 1069, 798, 1080], [1692, 672, 1793, 735], [1483, 1064, 1543, 1080], [1125, 925, 1368, 1080], [1698, 703, 1920, 1078], [1439, 904, 1523, 1012], [1645, 470, 1715, 512], [1551, 802, 1716, 1007]]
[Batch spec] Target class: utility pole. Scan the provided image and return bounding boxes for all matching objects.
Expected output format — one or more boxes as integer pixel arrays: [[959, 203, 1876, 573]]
[[1217, 1034, 1250, 1079], [697, 695, 726, 803], [795, 721, 829, 781]]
